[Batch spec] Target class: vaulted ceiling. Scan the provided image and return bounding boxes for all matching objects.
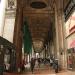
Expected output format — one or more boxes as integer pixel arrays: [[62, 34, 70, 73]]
[[21, 0, 70, 52], [22, 0, 55, 51], [5, 0, 70, 52]]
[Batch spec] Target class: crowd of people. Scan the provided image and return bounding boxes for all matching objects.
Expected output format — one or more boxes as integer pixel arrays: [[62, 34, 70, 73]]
[[21, 57, 59, 74]]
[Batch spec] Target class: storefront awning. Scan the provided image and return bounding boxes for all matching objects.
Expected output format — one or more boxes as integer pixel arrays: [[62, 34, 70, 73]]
[[0, 36, 15, 49]]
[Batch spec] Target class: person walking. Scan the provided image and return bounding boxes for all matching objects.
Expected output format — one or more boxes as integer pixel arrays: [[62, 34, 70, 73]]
[[30, 58, 35, 73], [54, 59, 59, 73]]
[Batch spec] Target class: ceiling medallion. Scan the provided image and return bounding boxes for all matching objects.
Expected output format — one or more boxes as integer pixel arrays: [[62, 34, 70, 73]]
[[30, 1, 47, 9]]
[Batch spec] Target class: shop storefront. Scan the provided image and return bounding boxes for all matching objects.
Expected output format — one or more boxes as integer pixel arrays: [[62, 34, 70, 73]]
[[64, 0, 75, 70]]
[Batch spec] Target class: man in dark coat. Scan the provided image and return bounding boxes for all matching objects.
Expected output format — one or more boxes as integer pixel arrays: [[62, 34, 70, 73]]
[[30, 58, 35, 73]]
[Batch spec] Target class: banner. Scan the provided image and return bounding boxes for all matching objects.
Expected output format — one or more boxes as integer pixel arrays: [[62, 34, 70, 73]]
[[23, 20, 32, 54]]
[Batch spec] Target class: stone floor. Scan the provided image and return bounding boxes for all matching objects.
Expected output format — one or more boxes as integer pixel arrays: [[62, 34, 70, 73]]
[[21, 71, 75, 75], [22, 67, 75, 75], [4, 69, 75, 75], [22, 65, 75, 75], [4, 64, 75, 75]]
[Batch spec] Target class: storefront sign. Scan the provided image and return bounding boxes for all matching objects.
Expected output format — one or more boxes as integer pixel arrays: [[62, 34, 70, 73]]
[[64, 0, 75, 20]]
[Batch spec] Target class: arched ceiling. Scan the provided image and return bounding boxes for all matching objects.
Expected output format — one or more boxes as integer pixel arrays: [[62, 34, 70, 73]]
[[22, 0, 55, 52], [21, 0, 70, 52], [5, 0, 70, 52]]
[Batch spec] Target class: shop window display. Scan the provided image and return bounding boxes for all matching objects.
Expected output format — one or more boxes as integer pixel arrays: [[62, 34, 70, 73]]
[[67, 48, 75, 70], [0, 36, 16, 73]]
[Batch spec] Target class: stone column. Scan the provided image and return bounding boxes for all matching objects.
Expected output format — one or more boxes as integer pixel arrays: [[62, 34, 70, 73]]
[[53, 37, 57, 58], [55, 0, 66, 69], [45, 45, 47, 58], [48, 42, 50, 57], [13, 0, 23, 72]]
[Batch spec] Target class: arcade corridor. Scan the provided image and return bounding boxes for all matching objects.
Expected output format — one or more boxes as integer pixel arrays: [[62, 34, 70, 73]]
[[0, 0, 75, 75]]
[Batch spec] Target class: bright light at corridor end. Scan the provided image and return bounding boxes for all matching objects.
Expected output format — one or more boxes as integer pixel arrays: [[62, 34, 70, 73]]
[[0, 0, 7, 36]]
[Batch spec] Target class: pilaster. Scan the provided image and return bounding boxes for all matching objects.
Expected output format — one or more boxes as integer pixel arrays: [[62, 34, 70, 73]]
[[13, 0, 23, 72], [55, 0, 67, 70]]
